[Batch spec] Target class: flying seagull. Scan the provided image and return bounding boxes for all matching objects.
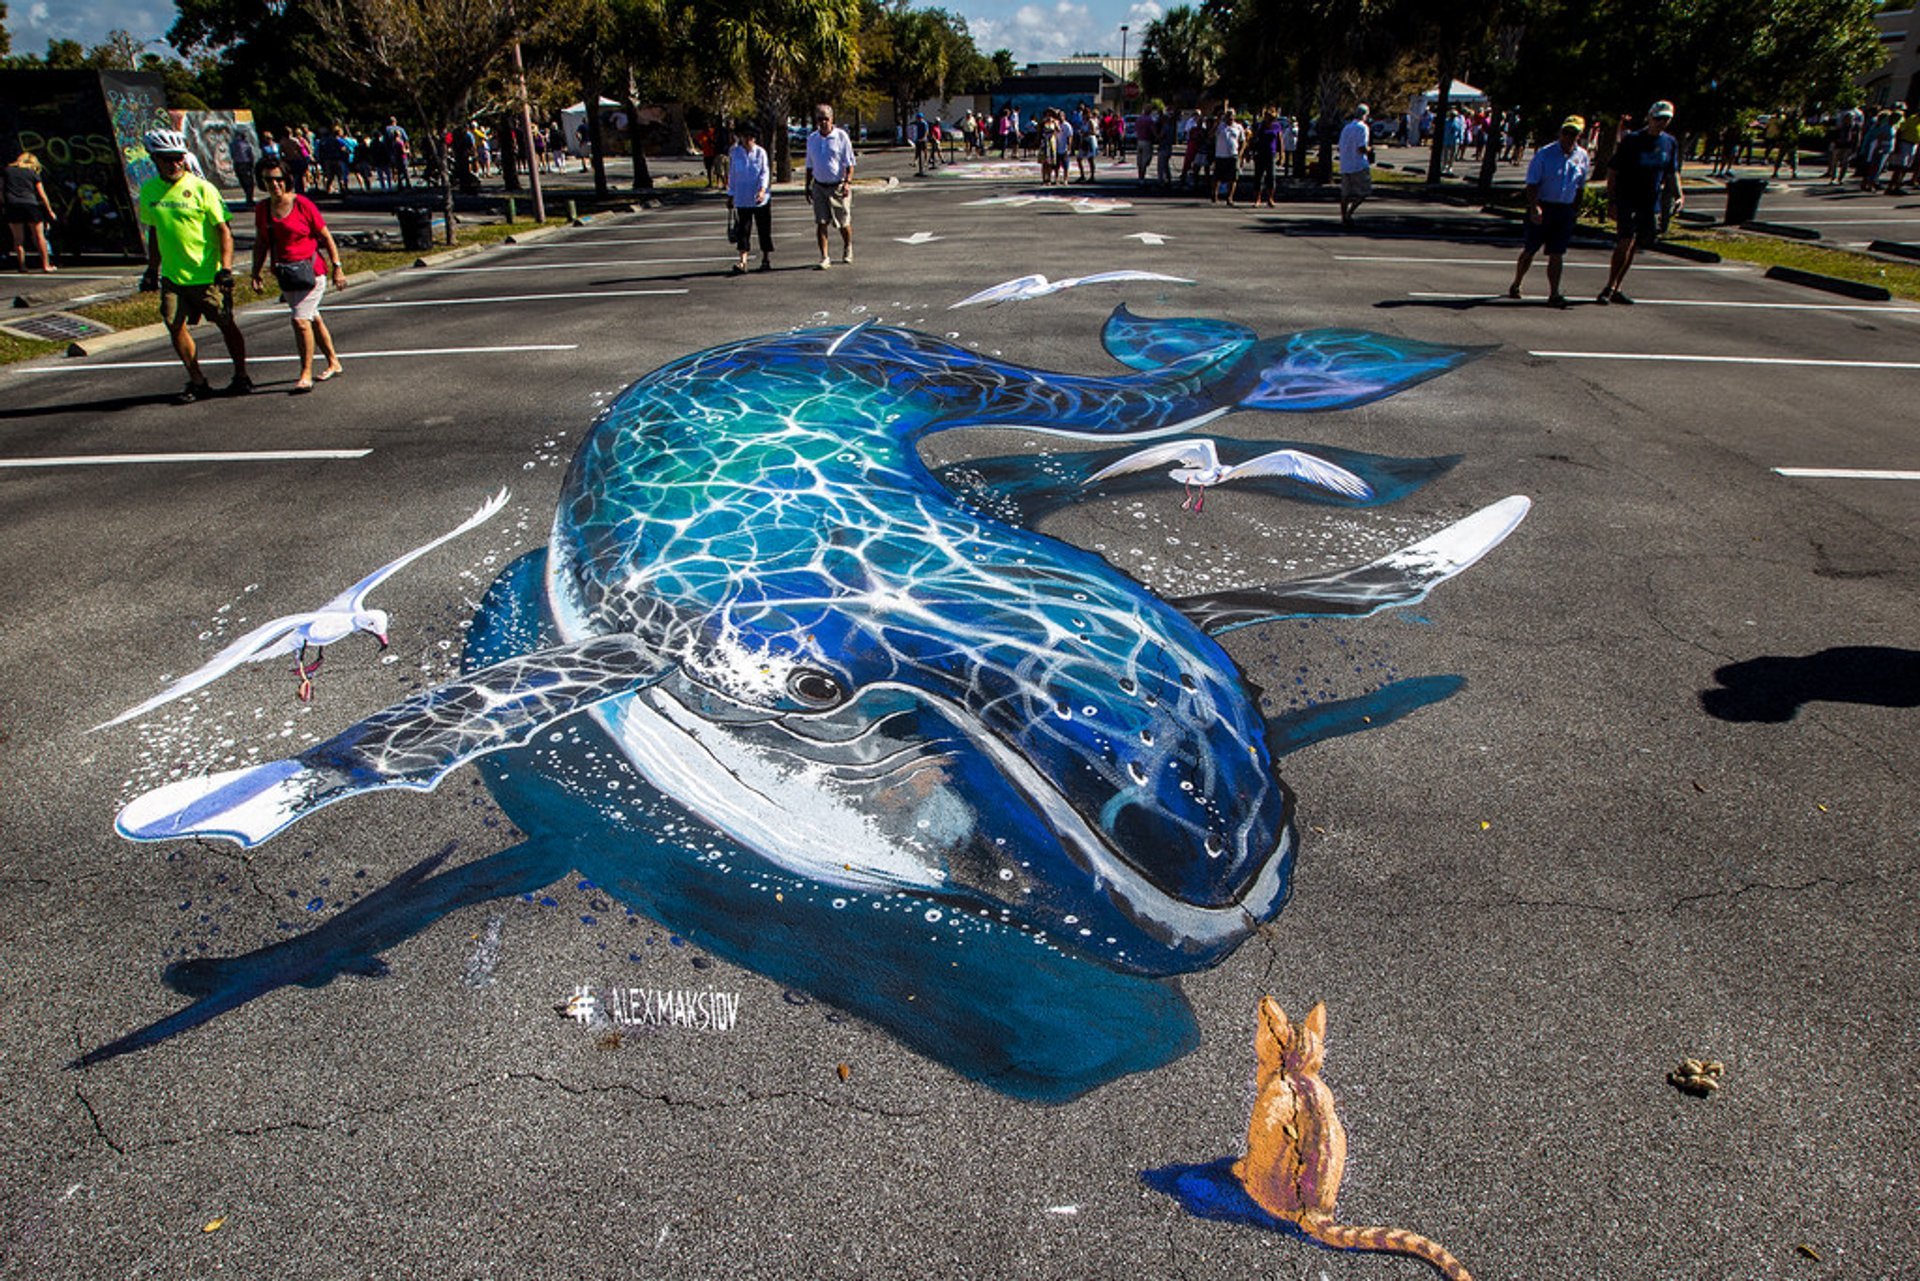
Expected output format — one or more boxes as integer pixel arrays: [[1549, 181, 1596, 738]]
[[94, 487, 510, 729], [1085, 439, 1373, 511], [949, 270, 1192, 309]]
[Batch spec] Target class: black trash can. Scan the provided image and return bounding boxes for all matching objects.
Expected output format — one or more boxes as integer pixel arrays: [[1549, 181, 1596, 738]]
[[1723, 177, 1767, 225], [396, 205, 436, 251]]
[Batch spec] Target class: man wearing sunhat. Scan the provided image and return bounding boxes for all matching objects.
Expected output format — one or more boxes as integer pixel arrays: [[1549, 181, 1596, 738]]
[[1508, 115, 1592, 306], [1598, 100, 1684, 304], [136, 128, 250, 402]]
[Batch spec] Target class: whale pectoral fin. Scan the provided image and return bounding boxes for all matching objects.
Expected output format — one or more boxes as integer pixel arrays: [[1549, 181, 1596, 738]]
[[1172, 496, 1531, 633], [115, 635, 671, 848], [1101, 304, 1257, 371], [1241, 328, 1492, 412]]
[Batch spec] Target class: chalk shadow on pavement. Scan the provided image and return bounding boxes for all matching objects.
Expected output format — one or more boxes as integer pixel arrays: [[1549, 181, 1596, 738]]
[[1699, 646, 1920, 722], [0, 391, 184, 420], [1375, 296, 1593, 311]]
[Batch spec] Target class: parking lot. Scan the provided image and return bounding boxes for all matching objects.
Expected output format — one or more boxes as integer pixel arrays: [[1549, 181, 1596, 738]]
[[1, 154, 1916, 1278]]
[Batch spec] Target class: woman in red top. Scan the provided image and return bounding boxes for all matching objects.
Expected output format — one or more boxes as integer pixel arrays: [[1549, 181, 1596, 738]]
[[247, 157, 345, 392]]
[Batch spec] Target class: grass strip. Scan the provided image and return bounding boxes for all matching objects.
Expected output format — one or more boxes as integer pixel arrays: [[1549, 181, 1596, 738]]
[[1665, 230, 1920, 299]]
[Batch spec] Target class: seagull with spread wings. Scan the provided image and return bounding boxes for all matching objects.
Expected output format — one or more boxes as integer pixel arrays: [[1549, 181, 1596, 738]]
[[1085, 439, 1373, 511], [949, 270, 1192, 309], [95, 488, 510, 729]]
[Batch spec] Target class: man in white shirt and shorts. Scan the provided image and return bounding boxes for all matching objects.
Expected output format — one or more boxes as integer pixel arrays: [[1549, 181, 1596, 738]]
[[805, 104, 856, 269], [1338, 104, 1374, 228]]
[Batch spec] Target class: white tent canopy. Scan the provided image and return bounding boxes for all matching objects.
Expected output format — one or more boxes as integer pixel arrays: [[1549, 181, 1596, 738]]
[[1418, 80, 1487, 105], [560, 97, 625, 156]]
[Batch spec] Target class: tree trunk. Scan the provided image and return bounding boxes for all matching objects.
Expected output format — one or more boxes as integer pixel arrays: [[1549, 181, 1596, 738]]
[[501, 111, 522, 192], [584, 73, 609, 196], [1290, 57, 1314, 180], [760, 81, 793, 184], [622, 73, 652, 191], [425, 120, 457, 245], [1476, 103, 1502, 196], [1426, 40, 1456, 184], [1315, 70, 1340, 185]]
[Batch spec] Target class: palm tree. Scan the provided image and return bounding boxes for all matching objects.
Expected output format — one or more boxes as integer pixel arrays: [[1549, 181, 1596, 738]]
[[694, 0, 861, 181], [1138, 5, 1223, 107]]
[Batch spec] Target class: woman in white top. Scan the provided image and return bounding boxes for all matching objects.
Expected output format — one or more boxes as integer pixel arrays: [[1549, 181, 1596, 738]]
[[727, 121, 773, 274]]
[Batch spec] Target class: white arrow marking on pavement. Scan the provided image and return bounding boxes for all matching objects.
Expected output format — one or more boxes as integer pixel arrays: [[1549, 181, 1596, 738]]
[[1125, 232, 1172, 245], [895, 231, 944, 244]]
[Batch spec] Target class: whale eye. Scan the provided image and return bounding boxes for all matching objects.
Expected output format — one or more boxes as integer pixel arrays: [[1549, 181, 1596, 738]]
[[787, 668, 847, 708]]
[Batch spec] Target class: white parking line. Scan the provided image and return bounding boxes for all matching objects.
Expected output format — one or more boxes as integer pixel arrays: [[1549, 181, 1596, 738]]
[[1773, 467, 1920, 480], [14, 343, 579, 372], [1411, 292, 1920, 312], [1340, 255, 1741, 272], [0, 449, 372, 468], [503, 236, 721, 247], [1742, 217, 1920, 226], [327, 289, 687, 310], [415, 258, 730, 273], [1531, 351, 1920, 369]]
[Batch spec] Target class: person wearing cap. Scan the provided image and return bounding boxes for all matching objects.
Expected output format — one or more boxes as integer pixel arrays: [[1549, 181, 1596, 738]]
[[1337, 103, 1374, 227], [1598, 100, 1684, 304], [136, 129, 250, 403], [1508, 116, 1591, 305]]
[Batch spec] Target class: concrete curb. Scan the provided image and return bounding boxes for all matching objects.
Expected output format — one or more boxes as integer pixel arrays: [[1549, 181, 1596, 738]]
[[1744, 221, 1820, 241], [1648, 240, 1723, 263], [1868, 238, 1920, 263], [1763, 264, 1893, 301]]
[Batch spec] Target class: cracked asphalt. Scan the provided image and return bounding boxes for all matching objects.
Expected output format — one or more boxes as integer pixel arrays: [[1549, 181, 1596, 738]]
[[1, 145, 1916, 1279]]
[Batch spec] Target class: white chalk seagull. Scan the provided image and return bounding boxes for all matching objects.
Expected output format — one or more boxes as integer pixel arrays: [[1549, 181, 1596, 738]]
[[1085, 438, 1374, 510], [949, 270, 1192, 309], [94, 487, 510, 730]]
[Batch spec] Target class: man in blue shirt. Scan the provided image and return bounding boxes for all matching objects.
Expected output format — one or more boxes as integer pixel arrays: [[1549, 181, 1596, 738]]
[[1508, 116, 1591, 306], [1599, 100, 1684, 304]]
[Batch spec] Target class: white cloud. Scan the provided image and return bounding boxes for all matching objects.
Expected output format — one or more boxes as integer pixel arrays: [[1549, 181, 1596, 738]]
[[11, 0, 175, 51]]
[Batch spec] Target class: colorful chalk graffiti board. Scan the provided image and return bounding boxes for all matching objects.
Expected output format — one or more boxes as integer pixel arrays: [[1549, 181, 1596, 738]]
[[0, 70, 173, 259]]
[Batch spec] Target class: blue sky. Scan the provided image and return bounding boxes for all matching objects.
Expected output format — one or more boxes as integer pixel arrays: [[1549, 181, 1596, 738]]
[[6, 0, 1160, 67]]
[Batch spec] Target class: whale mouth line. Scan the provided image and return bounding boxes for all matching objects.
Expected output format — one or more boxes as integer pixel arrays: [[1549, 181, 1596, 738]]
[[696, 677, 1292, 950]]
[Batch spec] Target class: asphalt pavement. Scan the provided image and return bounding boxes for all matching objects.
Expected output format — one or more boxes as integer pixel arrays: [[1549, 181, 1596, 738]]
[[1, 144, 1916, 1280]]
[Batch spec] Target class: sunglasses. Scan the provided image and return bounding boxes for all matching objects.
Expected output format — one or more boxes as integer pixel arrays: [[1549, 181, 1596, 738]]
[[263, 174, 288, 184], [155, 153, 187, 165]]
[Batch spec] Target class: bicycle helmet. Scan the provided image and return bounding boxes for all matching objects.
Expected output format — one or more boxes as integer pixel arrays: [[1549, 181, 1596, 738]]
[[143, 128, 190, 155]]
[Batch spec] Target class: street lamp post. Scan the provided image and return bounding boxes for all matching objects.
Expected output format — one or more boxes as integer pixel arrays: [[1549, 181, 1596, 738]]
[[1120, 25, 1130, 87]]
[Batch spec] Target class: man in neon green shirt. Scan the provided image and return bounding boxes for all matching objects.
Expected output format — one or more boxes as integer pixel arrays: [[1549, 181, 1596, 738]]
[[137, 129, 250, 402]]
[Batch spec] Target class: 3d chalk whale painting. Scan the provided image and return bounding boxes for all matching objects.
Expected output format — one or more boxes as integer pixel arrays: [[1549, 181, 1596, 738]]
[[86, 305, 1529, 1100]]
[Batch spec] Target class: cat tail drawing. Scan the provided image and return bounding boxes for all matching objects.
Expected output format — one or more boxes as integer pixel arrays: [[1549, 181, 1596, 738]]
[[1300, 1216, 1474, 1281]]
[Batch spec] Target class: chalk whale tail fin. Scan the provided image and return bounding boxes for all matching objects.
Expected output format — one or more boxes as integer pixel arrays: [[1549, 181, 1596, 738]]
[[1239, 327, 1492, 412], [1100, 306, 1488, 410], [1102, 304, 1258, 371], [114, 634, 670, 849], [73, 840, 573, 1069], [1174, 495, 1531, 633]]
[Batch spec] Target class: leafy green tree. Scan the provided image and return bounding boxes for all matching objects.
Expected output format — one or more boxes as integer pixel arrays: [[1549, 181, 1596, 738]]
[[692, 0, 860, 181], [168, 0, 360, 132], [862, 2, 986, 126], [1138, 5, 1223, 107], [306, 0, 550, 240], [1490, 0, 1880, 153]]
